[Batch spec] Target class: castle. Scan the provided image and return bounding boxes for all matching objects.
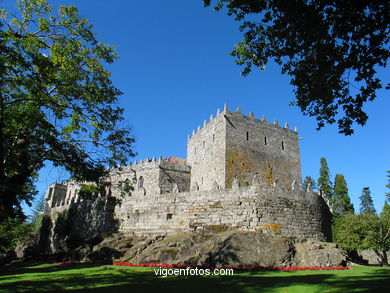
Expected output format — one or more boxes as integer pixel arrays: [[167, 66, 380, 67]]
[[45, 104, 332, 241]]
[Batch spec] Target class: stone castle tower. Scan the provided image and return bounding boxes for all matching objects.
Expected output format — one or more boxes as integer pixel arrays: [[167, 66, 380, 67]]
[[187, 104, 301, 191]]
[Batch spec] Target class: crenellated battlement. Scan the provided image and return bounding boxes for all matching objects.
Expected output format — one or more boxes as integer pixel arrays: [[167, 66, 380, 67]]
[[188, 103, 298, 142]]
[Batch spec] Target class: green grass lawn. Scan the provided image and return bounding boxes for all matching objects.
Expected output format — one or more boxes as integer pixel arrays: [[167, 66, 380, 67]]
[[0, 263, 389, 293]]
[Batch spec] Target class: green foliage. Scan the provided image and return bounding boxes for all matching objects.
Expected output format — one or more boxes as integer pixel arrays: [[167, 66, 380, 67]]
[[33, 213, 43, 230], [302, 176, 316, 191], [386, 170, 390, 203], [334, 203, 390, 265], [0, 218, 34, 255], [380, 202, 390, 235], [0, 0, 135, 221], [318, 158, 332, 202], [204, 0, 389, 135], [78, 184, 101, 199], [333, 213, 375, 251], [117, 177, 136, 197], [359, 187, 376, 215], [332, 174, 354, 214], [30, 194, 46, 225]]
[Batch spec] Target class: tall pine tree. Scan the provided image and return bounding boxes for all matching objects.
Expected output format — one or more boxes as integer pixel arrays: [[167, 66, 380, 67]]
[[302, 176, 316, 191], [386, 170, 390, 203], [359, 187, 376, 215], [318, 158, 332, 203], [333, 174, 354, 214]]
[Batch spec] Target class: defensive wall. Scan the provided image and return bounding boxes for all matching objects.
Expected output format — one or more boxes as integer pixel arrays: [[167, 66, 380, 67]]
[[48, 179, 332, 241]]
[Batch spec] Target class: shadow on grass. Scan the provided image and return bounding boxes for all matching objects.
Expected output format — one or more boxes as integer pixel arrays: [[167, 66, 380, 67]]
[[1, 264, 389, 293], [0, 262, 103, 276]]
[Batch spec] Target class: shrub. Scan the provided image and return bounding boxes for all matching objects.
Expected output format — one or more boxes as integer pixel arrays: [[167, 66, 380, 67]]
[[0, 218, 34, 256]]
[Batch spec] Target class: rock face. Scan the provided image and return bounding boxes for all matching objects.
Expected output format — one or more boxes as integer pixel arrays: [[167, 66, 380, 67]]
[[357, 249, 390, 265], [44, 230, 346, 268], [125, 231, 346, 268], [293, 239, 346, 267]]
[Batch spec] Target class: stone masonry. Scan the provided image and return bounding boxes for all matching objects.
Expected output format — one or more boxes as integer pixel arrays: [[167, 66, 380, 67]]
[[45, 104, 332, 241]]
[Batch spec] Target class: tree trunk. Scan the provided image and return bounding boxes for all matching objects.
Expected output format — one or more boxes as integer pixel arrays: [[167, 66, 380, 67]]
[[382, 250, 388, 266]]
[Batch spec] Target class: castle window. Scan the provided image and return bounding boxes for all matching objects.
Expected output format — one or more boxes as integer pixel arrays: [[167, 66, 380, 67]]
[[246, 132, 249, 141], [166, 213, 173, 220], [138, 176, 144, 188], [194, 147, 196, 154], [212, 134, 215, 142], [203, 141, 205, 148], [264, 137, 267, 145], [282, 141, 285, 150]]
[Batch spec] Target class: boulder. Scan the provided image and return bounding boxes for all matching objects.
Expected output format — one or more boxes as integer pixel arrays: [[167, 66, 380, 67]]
[[293, 239, 346, 267], [358, 249, 389, 265]]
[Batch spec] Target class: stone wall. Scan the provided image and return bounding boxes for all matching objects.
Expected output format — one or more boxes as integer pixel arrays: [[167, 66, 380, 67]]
[[108, 159, 190, 196], [48, 196, 119, 253], [46, 178, 331, 242], [159, 161, 191, 193], [45, 183, 67, 210], [115, 183, 332, 241], [224, 110, 301, 190], [187, 110, 226, 191]]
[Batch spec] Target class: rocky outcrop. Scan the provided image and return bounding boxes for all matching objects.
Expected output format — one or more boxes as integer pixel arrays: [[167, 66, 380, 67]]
[[293, 239, 346, 267], [124, 231, 346, 267], [42, 230, 346, 267], [357, 249, 390, 265]]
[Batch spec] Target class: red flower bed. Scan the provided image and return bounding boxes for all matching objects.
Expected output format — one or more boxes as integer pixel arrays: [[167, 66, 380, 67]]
[[111, 261, 349, 271]]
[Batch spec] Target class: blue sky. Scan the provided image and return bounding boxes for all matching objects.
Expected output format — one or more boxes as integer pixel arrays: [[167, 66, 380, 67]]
[[4, 1, 389, 214]]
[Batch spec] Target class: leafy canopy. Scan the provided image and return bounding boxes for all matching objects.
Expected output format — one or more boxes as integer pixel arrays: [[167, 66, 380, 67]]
[[333, 203, 390, 265], [204, 0, 389, 135], [0, 0, 135, 220]]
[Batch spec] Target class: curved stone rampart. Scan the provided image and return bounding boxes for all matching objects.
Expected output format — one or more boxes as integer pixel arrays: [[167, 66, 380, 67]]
[[115, 184, 332, 241]]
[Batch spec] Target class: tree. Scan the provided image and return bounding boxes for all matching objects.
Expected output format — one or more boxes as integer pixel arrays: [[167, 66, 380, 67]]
[[333, 210, 390, 266], [0, 0, 135, 221], [386, 170, 390, 203], [30, 194, 46, 226], [302, 175, 316, 191], [203, 0, 389, 135], [378, 201, 390, 265], [359, 187, 376, 215], [318, 157, 332, 203], [332, 174, 354, 214], [0, 217, 33, 259]]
